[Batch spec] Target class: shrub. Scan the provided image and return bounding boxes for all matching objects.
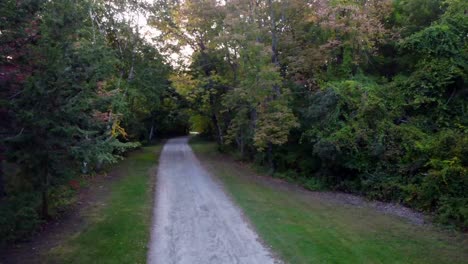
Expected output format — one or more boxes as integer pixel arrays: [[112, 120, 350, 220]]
[[0, 192, 41, 244]]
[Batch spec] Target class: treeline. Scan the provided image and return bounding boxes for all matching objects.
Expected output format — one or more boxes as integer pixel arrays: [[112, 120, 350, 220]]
[[153, 0, 467, 229], [0, 0, 186, 243], [1, 0, 466, 244]]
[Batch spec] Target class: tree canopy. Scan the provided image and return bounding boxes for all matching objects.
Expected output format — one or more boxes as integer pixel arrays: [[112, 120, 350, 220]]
[[0, 0, 467, 243]]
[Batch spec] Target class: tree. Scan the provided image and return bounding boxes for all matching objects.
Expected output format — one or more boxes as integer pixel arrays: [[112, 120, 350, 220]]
[[150, 0, 228, 144], [6, 0, 137, 217], [0, 0, 44, 198]]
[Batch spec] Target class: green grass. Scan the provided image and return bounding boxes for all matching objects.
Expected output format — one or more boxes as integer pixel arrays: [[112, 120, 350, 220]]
[[48, 145, 161, 264], [190, 139, 468, 264]]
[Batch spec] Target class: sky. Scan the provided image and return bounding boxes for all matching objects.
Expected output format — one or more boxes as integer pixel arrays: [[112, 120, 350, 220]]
[[128, 3, 194, 68]]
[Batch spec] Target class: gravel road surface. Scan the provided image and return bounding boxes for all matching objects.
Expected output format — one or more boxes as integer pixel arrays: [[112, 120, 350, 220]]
[[147, 137, 276, 264]]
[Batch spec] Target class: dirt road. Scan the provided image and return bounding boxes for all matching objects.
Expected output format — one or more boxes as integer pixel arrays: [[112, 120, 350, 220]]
[[147, 137, 276, 264]]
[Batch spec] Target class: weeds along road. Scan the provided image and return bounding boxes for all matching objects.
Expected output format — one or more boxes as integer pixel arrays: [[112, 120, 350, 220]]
[[147, 137, 277, 264]]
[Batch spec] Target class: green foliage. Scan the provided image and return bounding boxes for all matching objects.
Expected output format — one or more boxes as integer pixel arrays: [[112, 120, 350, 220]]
[[191, 139, 468, 263], [254, 100, 299, 151], [1, 0, 172, 244], [0, 193, 41, 244], [151, 0, 468, 229], [48, 145, 161, 263], [2, 0, 467, 250], [302, 177, 327, 191], [48, 185, 77, 216], [393, 0, 445, 35]]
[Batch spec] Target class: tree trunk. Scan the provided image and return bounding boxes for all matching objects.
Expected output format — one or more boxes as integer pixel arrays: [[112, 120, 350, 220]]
[[235, 134, 245, 158], [250, 108, 257, 130], [268, 0, 281, 98], [0, 159, 5, 198], [269, 0, 279, 67], [208, 86, 224, 145], [41, 164, 50, 219], [240, 136, 244, 158], [267, 142, 274, 174], [41, 189, 49, 219], [211, 113, 224, 145], [96, 159, 105, 172], [148, 119, 155, 142]]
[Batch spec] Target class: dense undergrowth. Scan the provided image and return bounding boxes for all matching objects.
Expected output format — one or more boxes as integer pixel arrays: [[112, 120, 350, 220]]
[[181, 0, 468, 230], [0, 0, 185, 244], [1, 0, 466, 247], [191, 139, 468, 264], [0, 150, 135, 245]]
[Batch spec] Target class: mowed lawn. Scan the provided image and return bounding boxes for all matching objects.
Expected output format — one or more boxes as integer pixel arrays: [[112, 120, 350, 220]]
[[47, 145, 161, 264], [190, 139, 468, 264]]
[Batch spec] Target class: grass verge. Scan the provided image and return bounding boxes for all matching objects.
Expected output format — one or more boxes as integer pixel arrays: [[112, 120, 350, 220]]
[[47, 145, 161, 264], [190, 139, 468, 264]]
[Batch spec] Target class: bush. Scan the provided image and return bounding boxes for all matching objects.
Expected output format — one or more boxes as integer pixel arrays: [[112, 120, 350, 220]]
[[302, 177, 327, 191], [49, 185, 77, 216], [0, 192, 41, 244], [437, 197, 468, 228]]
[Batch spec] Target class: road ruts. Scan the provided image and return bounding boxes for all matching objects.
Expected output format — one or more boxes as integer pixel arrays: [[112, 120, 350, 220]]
[[147, 137, 277, 264]]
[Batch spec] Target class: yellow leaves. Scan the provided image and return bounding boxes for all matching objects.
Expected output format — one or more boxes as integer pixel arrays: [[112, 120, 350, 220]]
[[111, 120, 128, 139], [189, 114, 211, 133], [254, 101, 299, 151], [169, 73, 199, 97]]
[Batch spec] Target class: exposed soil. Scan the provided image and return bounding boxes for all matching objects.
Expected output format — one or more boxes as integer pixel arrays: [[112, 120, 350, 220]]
[[0, 161, 129, 264]]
